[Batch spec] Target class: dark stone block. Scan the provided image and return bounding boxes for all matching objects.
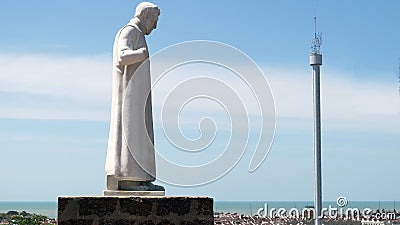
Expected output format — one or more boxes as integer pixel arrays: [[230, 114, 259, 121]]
[[179, 221, 194, 225], [58, 219, 94, 225], [196, 199, 213, 215], [157, 220, 174, 225], [78, 198, 117, 216], [180, 219, 212, 225], [140, 220, 156, 225], [196, 219, 213, 224], [120, 197, 153, 217], [155, 200, 169, 216], [58, 196, 213, 225], [156, 197, 191, 216], [99, 219, 137, 225], [58, 198, 70, 214], [139, 221, 156, 225]]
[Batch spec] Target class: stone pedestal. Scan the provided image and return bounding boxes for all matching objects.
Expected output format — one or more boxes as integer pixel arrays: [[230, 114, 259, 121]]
[[58, 196, 214, 225]]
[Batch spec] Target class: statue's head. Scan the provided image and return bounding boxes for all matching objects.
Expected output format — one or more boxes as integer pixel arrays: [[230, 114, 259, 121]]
[[134, 2, 160, 35]]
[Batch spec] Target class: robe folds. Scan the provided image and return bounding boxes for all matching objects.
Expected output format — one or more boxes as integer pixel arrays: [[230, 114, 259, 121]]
[[105, 18, 155, 181]]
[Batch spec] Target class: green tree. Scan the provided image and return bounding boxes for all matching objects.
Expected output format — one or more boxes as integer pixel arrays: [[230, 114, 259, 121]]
[[20, 211, 30, 217], [6, 211, 18, 216]]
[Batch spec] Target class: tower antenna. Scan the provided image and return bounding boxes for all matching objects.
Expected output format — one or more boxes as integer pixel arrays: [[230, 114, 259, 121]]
[[312, 17, 322, 54], [314, 16, 317, 39]]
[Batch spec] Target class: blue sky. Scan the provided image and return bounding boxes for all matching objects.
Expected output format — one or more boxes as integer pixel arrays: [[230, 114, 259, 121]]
[[0, 0, 399, 202]]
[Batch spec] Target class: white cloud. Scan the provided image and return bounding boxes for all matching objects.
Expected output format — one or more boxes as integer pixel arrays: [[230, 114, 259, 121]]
[[0, 53, 398, 134], [0, 54, 112, 99], [265, 65, 400, 133], [0, 53, 112, 120], [266, 65, 399, 118]]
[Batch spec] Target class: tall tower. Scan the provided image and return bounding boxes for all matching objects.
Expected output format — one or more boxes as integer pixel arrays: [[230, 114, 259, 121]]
[[310, 16, 323, 225]]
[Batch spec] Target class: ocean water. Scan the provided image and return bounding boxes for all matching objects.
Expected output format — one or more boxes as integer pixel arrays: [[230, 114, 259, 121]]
[[0, 202, 57, 218], [0, 201, 398, 219]]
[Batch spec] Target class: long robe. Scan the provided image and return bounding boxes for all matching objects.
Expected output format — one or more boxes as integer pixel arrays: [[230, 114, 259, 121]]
[[105, 18, 155, 181]]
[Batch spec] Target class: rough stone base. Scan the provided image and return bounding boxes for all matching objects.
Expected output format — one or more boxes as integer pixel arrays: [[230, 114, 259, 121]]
[[58, 196, 214, 225]]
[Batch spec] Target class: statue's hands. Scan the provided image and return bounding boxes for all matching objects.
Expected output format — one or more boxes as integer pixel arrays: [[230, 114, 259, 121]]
[[118, 47, 149, 65], [138, 47, 149, 59]]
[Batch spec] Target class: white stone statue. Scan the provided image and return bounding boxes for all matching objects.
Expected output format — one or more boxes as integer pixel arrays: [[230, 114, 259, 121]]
[[105, 2, 163, 193]]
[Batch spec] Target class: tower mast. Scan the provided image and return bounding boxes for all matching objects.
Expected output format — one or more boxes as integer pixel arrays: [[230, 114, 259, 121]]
[[310, 16, 323, 225]]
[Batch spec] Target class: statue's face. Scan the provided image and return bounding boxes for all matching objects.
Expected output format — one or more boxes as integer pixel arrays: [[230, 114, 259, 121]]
[[145, 14, 159, 35]]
